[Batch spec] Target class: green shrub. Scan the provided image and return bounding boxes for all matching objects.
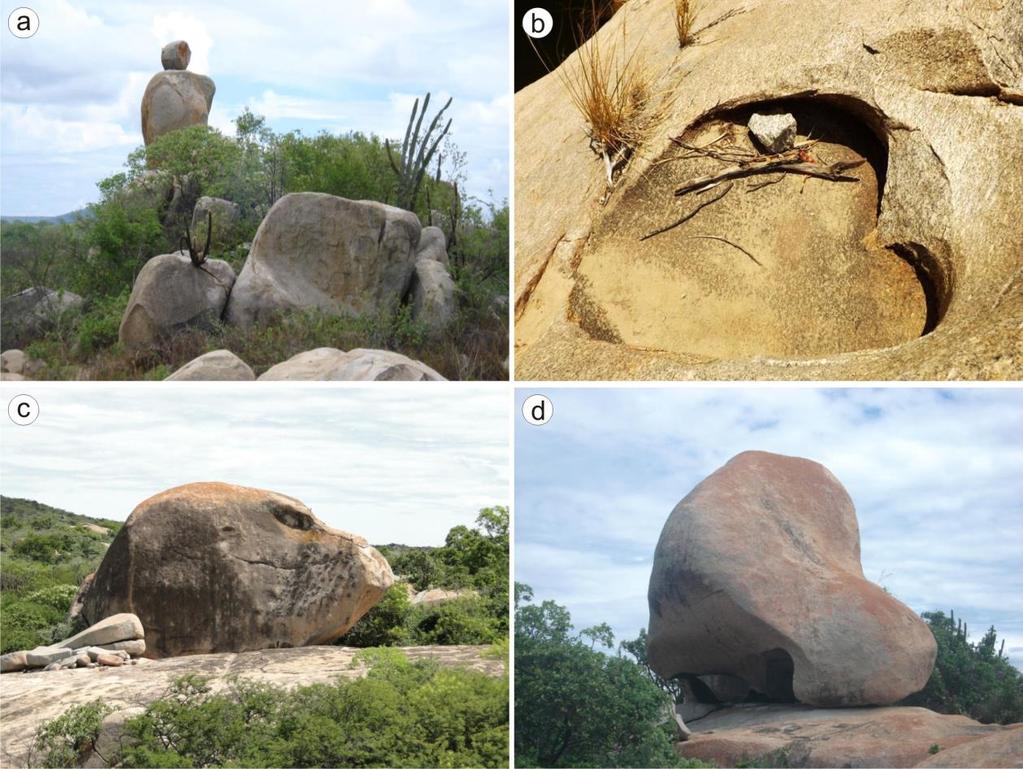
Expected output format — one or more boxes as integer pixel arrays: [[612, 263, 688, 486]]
[[98, 654, 507, 768], [76, 290, 130, 356], [340, 584, 413, 647], [901, 611, 1023, 724], [31, 700, 112, 768], [515, 584, 707, 768]]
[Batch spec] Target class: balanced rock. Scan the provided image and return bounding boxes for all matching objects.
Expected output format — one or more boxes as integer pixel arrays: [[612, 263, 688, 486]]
[[258, 348, 445, 381], [648, 450, 936, 707], [416, 226, 450, 268], [410, 260, 456, 334], [76, 482, 394, 657], [748, 112, 798, 153], [225, 193, 421, 327], [118, 252, 235, 348], [160, 40, 191, 71], [165, 350, 255, 381], [141, 41, 215, 146]]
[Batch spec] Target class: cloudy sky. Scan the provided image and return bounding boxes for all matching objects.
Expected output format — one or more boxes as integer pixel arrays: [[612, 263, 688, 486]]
[[1, 0, 509, 216], [0, 384, 509, 545], [515, 387, 1023, 668]]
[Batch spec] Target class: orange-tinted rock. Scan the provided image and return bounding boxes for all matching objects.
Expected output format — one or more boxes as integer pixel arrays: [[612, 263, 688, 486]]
[[648, 450, 936, 706], [678, 704, 1022, 768], [78, 483, 393, 658]]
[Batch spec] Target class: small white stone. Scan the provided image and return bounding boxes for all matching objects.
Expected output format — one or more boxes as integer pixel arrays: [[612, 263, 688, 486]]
[[748, 112, 798, 154]]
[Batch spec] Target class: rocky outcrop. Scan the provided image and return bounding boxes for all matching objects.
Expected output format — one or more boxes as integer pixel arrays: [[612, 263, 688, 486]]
[[416, 226, 450, 268], [677, 704, 1023, 768], [1, 287, 83, 348], [258, 347, 446, 381], [1, 613, 146, 674], [648, 451, 936, 706], [410, 259, 456, 335], [191, 196, 241, 250], [411, 589, 477, 607], [118, 252, 235, 348], [141, 41, 215, 145], [77, 483, 393, 658], [165, 349, 255, 381], [225, 193, 421, 327], [0, 645, 504, 769], [515, 0, 1023, 380]]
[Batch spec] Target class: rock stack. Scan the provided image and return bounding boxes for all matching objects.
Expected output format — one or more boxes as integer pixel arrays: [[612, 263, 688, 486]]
[[0, 613, 146, 673], [647, 450, 937, 708], [141, 40, 215, 146]]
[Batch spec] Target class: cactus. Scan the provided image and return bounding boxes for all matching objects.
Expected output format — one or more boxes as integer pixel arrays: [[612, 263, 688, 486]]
[[181, 211, 212, 267], [385, 92, 453, 212]]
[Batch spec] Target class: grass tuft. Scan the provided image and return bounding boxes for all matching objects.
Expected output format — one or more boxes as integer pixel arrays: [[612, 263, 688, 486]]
[[674, 0, 698, 47], [560, 14, 653, 187]]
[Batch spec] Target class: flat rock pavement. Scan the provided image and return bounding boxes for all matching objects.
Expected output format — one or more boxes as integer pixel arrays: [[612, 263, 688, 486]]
[[0, 644, 504, 768]]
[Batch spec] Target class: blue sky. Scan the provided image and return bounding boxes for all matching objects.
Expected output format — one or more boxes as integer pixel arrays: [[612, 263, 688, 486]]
[[515, 387, 1023, 669], [1, 0, 509, 216], [0, 384, 509, 546]]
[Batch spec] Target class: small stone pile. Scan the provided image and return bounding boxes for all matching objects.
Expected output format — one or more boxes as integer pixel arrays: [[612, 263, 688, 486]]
[[0, 613, 146, 673]]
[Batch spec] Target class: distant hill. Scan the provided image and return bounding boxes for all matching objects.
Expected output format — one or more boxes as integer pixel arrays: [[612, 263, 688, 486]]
[[0, 208, 93, 225], [0, 495, 120, 558]]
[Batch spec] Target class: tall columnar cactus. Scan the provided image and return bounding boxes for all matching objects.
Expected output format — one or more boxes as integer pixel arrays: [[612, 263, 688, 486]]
[[386, 92, 453, 212]]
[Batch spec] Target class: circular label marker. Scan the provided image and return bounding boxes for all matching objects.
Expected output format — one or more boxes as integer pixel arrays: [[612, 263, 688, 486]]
[[522, 7, 553, 39], [8, 394, 39, 426], [8, 7, 39, 38], [522, 394, 553, 426]]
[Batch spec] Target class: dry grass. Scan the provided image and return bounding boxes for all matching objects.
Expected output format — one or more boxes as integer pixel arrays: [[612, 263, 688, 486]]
[[674, 0, 698, 47], [560, 16, 654, 187]]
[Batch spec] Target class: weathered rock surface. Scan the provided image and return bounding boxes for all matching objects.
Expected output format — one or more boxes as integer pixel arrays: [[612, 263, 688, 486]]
[[648, 451, 936, 706], [0, 349, 25, 374], [160, 40, 190, 71], [165, 349, 255, 381], [118, 252, 235, 348], [0, 645, 504, 769], [0, 652, 28, 673], [141, 70, 215, 146], [55, 613, 143, 650], [191, 196, 241, 250], [225, 192, 421, 327], [515, 0, 1023, 380], [748, 111, 797, 153], [77, 483, 394, 658], [416, 226, 450, 268], [258, 347, 446, 381], [1, 287, 83, 347], [410, 259, 456, 334], [677, 704, 1023, 768]]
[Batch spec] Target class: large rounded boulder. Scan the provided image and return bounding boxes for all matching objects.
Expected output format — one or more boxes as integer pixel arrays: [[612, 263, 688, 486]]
[[77, 483, 394, 658], [647, 450, 936, 707], [118, 252, 235, 349], [224, 193, 421, 327]]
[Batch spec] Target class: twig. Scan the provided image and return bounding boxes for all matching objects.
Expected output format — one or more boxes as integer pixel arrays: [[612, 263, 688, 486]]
[[681, 234, 762, 266], [641, 183, 733, 241], [675, 157, 864, 197], [693, 7, 747, 38], [746, 175, 784, 192]]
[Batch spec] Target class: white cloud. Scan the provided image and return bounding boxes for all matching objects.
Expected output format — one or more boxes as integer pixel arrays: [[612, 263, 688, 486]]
[[0, 385, 509, 547]]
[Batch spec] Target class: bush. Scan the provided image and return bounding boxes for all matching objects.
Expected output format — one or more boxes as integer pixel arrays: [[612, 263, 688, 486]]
[[901, 611, 1023, 724], [515, 584, 708, 768], [93, 653, 508, 768], [31, 700, 112, 769]]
